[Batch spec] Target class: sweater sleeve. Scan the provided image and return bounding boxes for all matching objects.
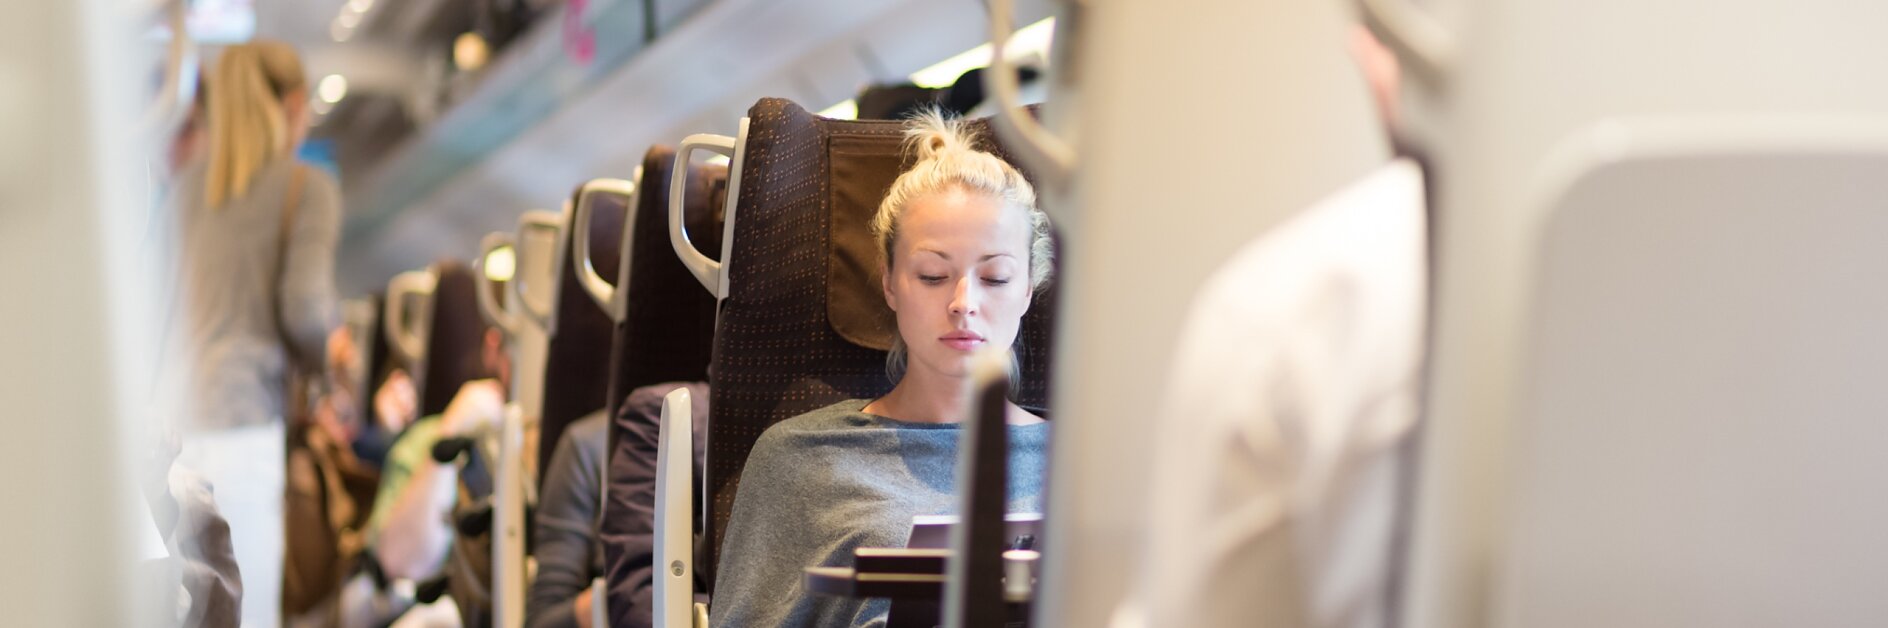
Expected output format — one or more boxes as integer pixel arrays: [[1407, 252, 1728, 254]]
[[527, 413, 609, 628], [278, 165, 341, 367], [601, 382, 709, 628]]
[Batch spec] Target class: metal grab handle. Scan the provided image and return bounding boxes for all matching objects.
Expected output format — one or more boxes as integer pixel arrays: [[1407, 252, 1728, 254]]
[[670, 132, 737, 299], [475, 232, 522, 337], [383, 269, 436, 366], [492, 403, 528, 628], [572, 176, 639, 322], [512, 212, 563, 334], [1360, 0, 1457, 84], [985, 0, 1076, 184], [653, 387, 696, 628]]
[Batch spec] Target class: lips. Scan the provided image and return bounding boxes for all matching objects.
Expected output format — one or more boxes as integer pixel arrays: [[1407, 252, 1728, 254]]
[[939, 331, 986, 351]]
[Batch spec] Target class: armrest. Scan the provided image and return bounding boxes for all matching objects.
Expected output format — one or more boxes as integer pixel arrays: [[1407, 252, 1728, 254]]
[[493, 403, 528, 627], [589, 577, 608, 628], [654, 388, 695, 628]]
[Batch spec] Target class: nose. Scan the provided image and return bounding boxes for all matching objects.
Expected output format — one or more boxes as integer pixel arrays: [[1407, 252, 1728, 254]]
[[949, 276, 980, 317]]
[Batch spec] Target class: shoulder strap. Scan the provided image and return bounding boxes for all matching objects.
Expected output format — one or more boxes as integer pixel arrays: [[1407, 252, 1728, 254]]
[[278, 165, 312, 413], [276, 164, 308, 347], [280, 164, 307, 274]]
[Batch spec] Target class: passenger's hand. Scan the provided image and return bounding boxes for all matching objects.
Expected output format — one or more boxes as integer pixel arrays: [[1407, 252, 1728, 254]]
[[573, 588, 595, 628], [326, 327, 356, 383], [374, 369, 419, 433], [312, 394, 356, 445], [440, 379, 505, 438]]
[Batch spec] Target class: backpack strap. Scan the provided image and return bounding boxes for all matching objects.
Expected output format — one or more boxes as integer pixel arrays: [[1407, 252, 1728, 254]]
[[278, 164, 312, 413]]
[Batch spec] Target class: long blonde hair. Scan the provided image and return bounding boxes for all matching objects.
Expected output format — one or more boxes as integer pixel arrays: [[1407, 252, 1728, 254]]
[[873, 108, 1054, 382], [203, 40, 306, 208]]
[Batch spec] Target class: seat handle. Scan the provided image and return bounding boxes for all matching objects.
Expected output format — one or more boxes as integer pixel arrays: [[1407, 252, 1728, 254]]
[[475, 232, 523, 337], [986, 0, 1076, 185], [512, 212, 563, 334], [383, 269, 436, 366], [573, 176, 639, 322], [670, 119, 747, 301], [654, 387, 696, 628], [493, 402, 529, 627]]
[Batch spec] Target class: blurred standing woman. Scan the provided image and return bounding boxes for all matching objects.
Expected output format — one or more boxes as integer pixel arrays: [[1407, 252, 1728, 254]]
[[164, 40, 343, 628]]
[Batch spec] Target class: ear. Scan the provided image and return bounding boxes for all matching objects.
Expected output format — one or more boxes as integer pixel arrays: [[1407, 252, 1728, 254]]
[[880, 261, 897, 312], [481, 327, 503, 365]]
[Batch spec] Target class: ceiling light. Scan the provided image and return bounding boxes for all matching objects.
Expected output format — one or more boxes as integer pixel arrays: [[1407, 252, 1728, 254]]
[[318, 74, 348, 104], [483, 245, 516, 282], [337, 9, 361, 30], [453, 32, 491, 71], [907, 16, 1056, 89], [347, 0, 375, 14], [330, 20, 353, 42], [817, 99, 858, 120]]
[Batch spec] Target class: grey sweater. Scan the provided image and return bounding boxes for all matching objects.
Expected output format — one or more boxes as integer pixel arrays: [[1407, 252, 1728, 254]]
[[527, 411, 610, 628], [164, 157, 341, 430], [709, 399, 1049, 628]]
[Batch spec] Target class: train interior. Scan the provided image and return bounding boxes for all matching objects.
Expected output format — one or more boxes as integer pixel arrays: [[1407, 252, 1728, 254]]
[[7, 0, 1888, 626]]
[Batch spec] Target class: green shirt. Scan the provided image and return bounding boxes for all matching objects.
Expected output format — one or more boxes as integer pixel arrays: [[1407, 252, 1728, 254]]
[[366, 415, 444, 551]]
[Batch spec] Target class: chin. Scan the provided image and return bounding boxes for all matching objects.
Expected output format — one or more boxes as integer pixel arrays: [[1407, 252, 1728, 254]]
[[912, 354, 974, 379]]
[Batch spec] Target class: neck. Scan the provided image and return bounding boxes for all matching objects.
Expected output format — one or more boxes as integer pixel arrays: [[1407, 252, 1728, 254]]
[[867, 369, 969, 424]]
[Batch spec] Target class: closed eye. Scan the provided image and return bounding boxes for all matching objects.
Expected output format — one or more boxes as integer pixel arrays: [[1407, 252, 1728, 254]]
[[918, 274, 948, 285], [982, 276, 1011, 286]]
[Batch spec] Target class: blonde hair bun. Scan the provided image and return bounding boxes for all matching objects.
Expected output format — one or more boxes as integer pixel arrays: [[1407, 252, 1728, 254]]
[[905, 108, 977, 162]]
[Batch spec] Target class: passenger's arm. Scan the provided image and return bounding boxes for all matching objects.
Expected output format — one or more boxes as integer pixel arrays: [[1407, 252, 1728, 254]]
[[601, 382, 706, 628], [370, 380, 504, 581], [278, 166, 342, 366], [527, 415, 608, 628], [371, 446, 460, 581]]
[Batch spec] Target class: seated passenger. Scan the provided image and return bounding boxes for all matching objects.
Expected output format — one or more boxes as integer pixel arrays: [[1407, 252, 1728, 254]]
[[526, 409, 606, 628], [532, 381, 708, 628], [710, 111, 1056, 627], [354, 367, 418, 469], [599, 381, 710, 628], [367, 326, 510, 583]]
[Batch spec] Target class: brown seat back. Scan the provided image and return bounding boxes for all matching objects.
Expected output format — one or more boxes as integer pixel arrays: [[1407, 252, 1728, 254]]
[[419, 260, 489, 417], [604, 146, 727, 421], [539, 186, 629, 480]]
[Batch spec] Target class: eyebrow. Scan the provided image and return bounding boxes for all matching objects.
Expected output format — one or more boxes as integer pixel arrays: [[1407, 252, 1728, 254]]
[[918, 248, 1017, 262]]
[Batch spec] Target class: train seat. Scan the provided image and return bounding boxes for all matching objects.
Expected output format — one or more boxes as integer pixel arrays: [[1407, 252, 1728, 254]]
[[657, 97, 1058, 627], [384, 260, 489, 421], [1494, 120, 1888, 628], [574, 145, 727, 424], [572, 144, 727, 628], [539, 182, 633, 482], [375, 260, 501, 623]]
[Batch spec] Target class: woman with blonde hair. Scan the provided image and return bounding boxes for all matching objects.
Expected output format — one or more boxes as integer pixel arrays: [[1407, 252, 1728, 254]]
[[163, 39, 344, 627], [709, 110, 1055, 627]]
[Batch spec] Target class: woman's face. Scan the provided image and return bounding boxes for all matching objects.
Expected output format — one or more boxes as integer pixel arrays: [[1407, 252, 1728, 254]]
[[882, 186, 1034, 380]]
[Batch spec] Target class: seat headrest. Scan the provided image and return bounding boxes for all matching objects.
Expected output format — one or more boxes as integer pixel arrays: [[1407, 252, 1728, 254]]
[[421, 259, 487, 417], [541, 183, 630, 477], [605, 145, 726, 420]]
